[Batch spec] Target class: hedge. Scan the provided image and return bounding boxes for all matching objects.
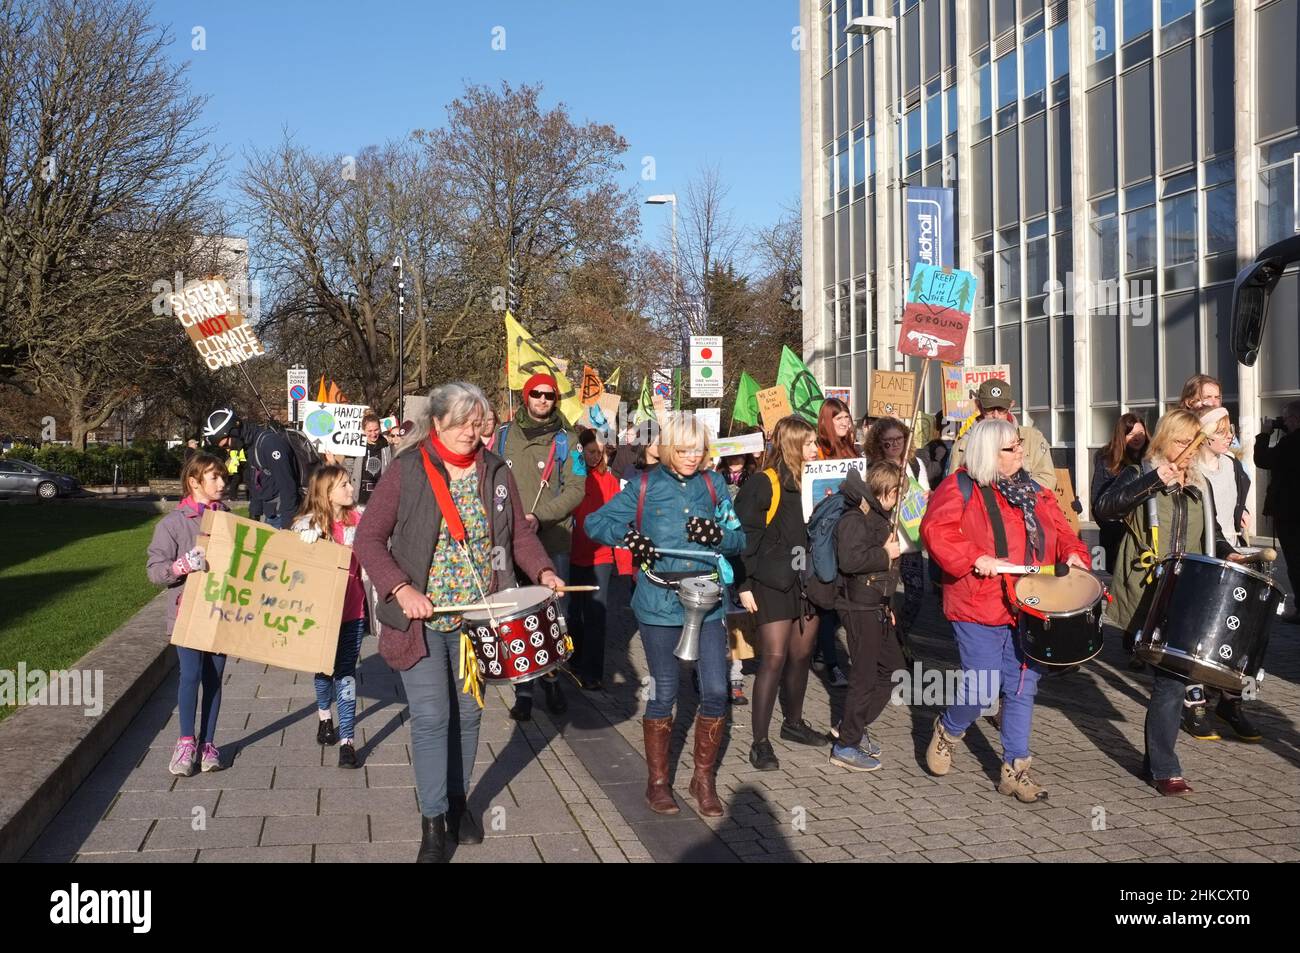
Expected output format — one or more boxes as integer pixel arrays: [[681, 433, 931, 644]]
[[1, 441, 184, 486]]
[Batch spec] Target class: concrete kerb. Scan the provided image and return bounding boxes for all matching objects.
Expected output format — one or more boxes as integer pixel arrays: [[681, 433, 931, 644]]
[[0, 590, 177, 862]]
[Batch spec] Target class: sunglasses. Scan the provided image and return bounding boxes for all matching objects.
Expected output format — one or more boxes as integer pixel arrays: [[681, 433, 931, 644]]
[[528, 390, 558, 401]]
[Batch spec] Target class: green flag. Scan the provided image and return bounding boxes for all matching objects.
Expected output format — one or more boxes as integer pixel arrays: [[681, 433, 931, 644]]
[[634, 376, 654, 423], [672, 366, 683, 410], [776, 345, 824, 423], [732, 371, 761, 426]]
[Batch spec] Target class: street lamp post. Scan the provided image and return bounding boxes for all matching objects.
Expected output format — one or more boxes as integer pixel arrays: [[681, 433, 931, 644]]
[[647, 193, 685, 393], [393, 256, 404, 419]]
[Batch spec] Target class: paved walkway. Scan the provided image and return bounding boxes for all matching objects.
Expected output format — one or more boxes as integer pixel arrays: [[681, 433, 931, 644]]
[[24, 566, 1300, 863]]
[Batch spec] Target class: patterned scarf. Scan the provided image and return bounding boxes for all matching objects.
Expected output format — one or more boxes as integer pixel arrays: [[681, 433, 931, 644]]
[[995, 470, 1044, 562]]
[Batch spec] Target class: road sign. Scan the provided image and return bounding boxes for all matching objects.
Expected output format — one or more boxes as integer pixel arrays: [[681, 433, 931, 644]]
[[689, 335, 723, 365], [287, 366, 309, 424], [690, 365, 723, 398]]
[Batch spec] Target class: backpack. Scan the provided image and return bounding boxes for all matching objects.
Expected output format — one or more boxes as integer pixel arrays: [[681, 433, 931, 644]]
[[253, 423, 321, 494], [495, 423, 575, 494], [804, 492, 851, 584], [762, 468, 780, 525]]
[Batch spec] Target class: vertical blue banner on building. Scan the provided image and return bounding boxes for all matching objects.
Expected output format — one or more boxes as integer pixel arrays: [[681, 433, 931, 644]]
[[905, 186, 954, 273]]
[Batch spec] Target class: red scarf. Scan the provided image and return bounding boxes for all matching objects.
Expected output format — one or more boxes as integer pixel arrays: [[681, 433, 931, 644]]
[[430, 431, 480, 469], [420, 438, 478, 543]]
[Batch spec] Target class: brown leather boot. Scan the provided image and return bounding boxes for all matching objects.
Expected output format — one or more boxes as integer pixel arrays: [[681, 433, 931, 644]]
[[687, 714, 726, 817], [642, 717, 679, 815]]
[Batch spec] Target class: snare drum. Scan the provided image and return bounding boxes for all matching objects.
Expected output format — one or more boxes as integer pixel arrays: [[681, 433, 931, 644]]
[[461, 586, 572, 684], [1134, 554, 1284, 691], [1014, 571, 1106, 667]]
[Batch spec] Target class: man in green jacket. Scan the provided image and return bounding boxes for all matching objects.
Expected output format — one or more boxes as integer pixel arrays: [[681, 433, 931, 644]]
[[948, 378, 1059, 493], [496, 372, 587, 720]]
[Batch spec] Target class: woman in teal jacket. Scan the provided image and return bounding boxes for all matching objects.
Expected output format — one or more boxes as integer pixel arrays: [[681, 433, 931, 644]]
[[586, 413, 745, 817]]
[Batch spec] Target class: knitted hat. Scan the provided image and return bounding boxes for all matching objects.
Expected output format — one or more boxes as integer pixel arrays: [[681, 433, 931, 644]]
[[522, 372, 558, 396]]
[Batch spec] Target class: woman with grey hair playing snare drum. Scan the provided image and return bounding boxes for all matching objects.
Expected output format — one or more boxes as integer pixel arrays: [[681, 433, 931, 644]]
[[355, 381, 563, 863]]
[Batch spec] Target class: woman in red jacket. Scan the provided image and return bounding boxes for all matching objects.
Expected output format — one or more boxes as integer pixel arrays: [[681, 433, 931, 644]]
[[568, 428, 633, 690], [919, 418, 1089, 803]]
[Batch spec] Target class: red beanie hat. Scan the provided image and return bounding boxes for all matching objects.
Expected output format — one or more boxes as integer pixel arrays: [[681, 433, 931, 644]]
[[522, 372, 558, 396]]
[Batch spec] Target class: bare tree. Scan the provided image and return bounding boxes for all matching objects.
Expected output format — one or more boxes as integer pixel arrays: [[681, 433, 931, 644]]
[[0, 0, 222, 446]]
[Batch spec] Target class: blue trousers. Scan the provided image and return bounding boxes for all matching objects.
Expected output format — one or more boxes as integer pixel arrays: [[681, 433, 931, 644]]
[[640, 619, 728, 719], [314, 617, 366, 742], [939, 621, 1042, 764], [176, 646, 226, 744]]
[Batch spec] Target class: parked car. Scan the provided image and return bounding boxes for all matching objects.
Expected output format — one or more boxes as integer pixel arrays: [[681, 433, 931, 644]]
[[0, 459, 82, 499]]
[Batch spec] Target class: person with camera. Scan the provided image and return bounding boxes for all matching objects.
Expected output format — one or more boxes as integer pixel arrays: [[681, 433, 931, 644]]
[[1255, 400, 1300, 623]]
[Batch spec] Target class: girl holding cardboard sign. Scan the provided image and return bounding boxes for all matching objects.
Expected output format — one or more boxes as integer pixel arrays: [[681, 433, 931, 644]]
[[145, 452, 230, 777], [292, 466, 367, 769]]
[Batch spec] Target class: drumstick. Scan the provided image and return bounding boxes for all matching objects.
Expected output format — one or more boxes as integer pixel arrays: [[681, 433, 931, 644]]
[[430, 600, 518, 613], [993, 562, 1071, 576], [555, 585, 599, 593], [1236, 547, 1278, 564]]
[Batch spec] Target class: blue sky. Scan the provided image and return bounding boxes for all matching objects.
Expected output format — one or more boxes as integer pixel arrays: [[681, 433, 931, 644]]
[[157, 0, 802, 249]]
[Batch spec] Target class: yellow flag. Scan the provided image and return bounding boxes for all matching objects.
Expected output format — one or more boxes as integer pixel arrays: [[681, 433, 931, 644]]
[[504, 312, 583, 425], [605, 367, 621, 392]]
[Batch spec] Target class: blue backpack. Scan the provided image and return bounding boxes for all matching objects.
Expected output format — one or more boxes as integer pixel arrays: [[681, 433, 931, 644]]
[[494, 424, 581, 493], [804, 492, 852, 584]]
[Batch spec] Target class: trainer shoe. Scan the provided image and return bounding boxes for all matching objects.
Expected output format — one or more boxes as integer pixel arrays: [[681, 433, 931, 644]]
[[829, 724, 881, 758], [925, 716, 964, 776], [199, 743, 222, 773], [1215, 697, 1263, 742], [780, 719, 829, 746], [828, 665, 849, 688], [997, 756, 1049, 802], [729, 680, 748, 705], [830, 742, 881, 772], [169, 737, 197, 777], [1182, 704, 1221, 741], [748, 739, 780, 771]]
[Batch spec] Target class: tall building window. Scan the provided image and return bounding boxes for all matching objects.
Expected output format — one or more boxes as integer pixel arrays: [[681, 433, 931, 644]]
[[1122, 0, 1153, 43], [996, 51, 1018, 129], [1091, 196, 1120, 282], [1050, 22, 1069, 81], [1257, 134, 1300, 248], [1162, 180, 1197, 288], [1204, 181, 1236, 255], [1159, 0, 1194, 46], [1088, 0, 1117, 85], [974, 54, 993, 139], [1023, 30, 1047, 116], [1125, 204, 1157, 272]]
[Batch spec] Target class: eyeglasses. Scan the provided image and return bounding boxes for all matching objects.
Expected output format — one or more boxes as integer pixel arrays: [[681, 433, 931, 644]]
[[677, 447, 706, 458], [528, 390, 557, 401], [882, 436, 905, 446], [1000, 439, 1024, 453]]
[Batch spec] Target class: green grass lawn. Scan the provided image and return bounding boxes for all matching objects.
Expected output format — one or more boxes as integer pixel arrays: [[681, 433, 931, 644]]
[[0, 501, 248, 722]]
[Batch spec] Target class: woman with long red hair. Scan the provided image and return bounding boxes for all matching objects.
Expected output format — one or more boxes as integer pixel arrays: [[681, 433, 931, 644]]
[[810, 398, 857, 686]]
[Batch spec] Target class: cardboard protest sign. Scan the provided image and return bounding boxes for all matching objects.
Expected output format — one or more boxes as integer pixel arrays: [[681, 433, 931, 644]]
[[580, 393, 622, 440], [801, 458, 868, 521], [898, 264, 977, 362], [298, 401, 369, 457], [823, 385, 853, 407], [169, 276, 265, 371], [1054, 467, 1081, 535], [869, 370, 917, 420], [756, 385, 793, 433], [172, 510, 350, 675], [711, 432, 767, 459], [941, 363, 1011, 422], [696, 408, 721, 441]]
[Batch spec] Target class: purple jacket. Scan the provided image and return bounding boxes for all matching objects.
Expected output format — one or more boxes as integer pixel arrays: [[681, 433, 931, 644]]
[[145, 499, 228, 636], [354, 438, 553, 671]]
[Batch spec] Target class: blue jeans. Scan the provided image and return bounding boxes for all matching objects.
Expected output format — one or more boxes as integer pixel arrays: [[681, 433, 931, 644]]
[[314, 618, 366, 742], [640, 619, 728, 719], [940, 621, 1042, 764], [401, 626, 483, 818], [569, 562, 613, 684], [176, 646, 226, 744], [1145, 666, 1187, 780], [515, 551, 569, 700], [261, 511, 286, 529]]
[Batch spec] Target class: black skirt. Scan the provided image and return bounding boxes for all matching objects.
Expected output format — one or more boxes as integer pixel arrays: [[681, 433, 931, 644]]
[[749, 578, 814, 625]]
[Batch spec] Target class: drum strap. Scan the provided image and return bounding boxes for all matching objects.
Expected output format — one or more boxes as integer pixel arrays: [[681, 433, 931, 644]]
[[981, 485, 1029, 687]]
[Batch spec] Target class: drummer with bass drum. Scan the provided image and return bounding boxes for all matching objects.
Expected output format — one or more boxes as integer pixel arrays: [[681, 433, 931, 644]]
[[1094, 409, 1240, 796]]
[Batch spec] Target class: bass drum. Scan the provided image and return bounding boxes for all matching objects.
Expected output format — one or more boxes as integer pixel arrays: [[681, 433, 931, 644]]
[[1014, 570, 1106, 667], [1134, 554, 1285, 691]]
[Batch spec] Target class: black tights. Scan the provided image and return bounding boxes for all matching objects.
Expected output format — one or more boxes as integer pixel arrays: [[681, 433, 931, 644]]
[[751, 615, 819, 742]]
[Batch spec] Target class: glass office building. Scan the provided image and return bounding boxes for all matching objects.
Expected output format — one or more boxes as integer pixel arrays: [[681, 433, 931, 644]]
[[801, 0, 1300, 521]]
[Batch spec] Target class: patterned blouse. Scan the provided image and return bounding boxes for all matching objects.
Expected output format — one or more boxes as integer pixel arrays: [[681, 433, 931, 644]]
[[425, 475, 494, 631]]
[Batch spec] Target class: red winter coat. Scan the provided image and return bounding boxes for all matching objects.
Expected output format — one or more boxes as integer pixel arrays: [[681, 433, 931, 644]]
[[570, 467, 634, 575], [920, 469, 1090, 627]]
